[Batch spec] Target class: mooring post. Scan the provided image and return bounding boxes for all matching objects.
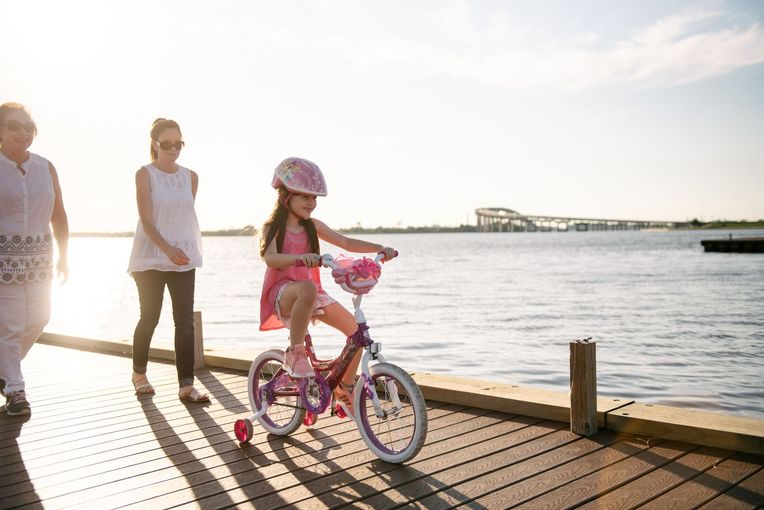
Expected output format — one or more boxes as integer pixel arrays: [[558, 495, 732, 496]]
[[193, 310, 205, 369], [570, 338, 597, 436]]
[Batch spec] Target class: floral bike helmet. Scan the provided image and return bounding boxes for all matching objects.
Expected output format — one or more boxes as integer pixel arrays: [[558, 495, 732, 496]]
[[271, 157, 327, 196]]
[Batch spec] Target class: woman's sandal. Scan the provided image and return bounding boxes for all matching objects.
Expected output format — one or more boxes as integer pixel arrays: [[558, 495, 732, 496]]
[[132, 375, 155, 395], [178, 386, 210, 403], [333, 381, 355, 418]]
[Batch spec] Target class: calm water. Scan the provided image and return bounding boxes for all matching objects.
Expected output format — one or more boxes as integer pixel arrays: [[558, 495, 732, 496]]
[[47, 230, 764, 418]]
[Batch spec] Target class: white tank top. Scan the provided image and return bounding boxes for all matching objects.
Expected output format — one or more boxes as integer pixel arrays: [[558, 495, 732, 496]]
[[127, 164, 203, 273], [0, 151, 55, 284]]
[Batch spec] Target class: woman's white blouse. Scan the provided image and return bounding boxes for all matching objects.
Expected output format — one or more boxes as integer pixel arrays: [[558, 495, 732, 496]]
[[0, 152, 54, 284], [127, 164, 203, 273]]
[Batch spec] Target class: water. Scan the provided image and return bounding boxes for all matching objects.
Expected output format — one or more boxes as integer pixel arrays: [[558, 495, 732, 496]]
[[47, 230, 764, 418]]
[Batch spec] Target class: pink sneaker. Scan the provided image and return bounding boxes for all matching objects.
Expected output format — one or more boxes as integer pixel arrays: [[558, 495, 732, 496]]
[[284, 345, 313, 378]]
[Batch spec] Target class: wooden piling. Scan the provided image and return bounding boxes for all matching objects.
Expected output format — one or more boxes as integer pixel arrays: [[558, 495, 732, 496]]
[[193, 310, 204, 369], [570, 338, 597, 436]]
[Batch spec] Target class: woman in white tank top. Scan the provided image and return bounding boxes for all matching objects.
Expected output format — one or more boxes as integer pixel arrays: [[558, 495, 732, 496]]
[[0, 103, 70, 416], [127, 118, 207, 402]]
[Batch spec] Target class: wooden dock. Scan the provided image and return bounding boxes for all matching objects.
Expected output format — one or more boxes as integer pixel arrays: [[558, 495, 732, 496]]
[[701, 236, 764, 253], [2, 344, 763, 509]]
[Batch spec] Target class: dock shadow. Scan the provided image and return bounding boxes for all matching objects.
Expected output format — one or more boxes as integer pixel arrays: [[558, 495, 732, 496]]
[[195, 370, 248, 413], [249, 432, 485, 508], [143, 397, 293, 508], [137, 398, 241, 507], [0, 413, 43, 509]]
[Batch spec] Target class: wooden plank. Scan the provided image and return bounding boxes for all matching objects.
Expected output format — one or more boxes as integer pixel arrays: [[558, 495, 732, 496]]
[[143, 409, 513, 510], [411, 372, 631, 426], [697, 467, 764, 509], [608, 402, 764, 455], [36, 423, 358, 509], [518, 440, 695, 509], [0, 372, 243, 445], [3, 407, 258, 506], [35, 337, 764, 458], [469, 435, 654, 508], [638, 452, 764, 509], [0, 375, 246, 466], [2, 343, 763, 510], [1, 374, 246, 442], [8, 370, 402, 506], [5, 340, 451, 507], [38, 400, 462, 503], [333, 424, 575, 510], [402, 430, 626, 510], [576, 446, 735, 509], [0, 388, 253, 496], [10, 394, 374, 507], [38, 332, 253, 371]]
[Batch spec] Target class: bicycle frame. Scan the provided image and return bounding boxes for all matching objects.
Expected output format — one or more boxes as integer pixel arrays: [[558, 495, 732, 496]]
[[317, 253, 392, 419]]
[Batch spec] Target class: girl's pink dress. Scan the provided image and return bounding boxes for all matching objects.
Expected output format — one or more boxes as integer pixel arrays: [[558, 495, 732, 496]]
[[259, 229, 334, 331]]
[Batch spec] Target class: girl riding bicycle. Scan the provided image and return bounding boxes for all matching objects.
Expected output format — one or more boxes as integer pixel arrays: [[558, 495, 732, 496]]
[[259, 157, 395, 417]]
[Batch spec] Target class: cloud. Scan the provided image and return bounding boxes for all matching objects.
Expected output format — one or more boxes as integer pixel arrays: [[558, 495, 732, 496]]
[[338, 4, 764, 93]]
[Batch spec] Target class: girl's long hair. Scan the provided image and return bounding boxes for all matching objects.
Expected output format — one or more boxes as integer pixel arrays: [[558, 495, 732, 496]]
[[259, 187, 319, 258]]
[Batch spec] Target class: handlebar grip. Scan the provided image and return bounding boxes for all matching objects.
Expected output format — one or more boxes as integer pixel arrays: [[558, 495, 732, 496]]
[[378, 250, 399, 262]]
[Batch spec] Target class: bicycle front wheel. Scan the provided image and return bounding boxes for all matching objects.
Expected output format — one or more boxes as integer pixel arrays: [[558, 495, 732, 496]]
[[248, 349, 305, 435], [355, 362, 428, 463]]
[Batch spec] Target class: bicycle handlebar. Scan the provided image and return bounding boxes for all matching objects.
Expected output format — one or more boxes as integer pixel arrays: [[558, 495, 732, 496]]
[[293, 250, 398, 268], [319, 251, 398, 294]]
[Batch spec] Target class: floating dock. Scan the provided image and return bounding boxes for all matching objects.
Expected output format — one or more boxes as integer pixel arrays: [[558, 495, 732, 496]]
[[1, 337, 762, 508], [701, 236, 764, 253]]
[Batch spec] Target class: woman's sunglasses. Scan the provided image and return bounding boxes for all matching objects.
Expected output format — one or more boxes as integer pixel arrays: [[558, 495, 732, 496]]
[[157, 140, 185, 150], [2, 120, 36, 133]]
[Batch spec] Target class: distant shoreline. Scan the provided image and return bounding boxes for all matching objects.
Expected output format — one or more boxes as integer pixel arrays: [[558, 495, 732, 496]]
[[70, 221, 764, 238]]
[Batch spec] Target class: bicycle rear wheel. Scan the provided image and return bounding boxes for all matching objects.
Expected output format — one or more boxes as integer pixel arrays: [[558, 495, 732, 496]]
[[248, 349, 305, 435], [355, 362, 428, 463]]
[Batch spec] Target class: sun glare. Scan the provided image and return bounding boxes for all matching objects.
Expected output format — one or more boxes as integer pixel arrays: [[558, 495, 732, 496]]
[[49, 238, 137, 340]]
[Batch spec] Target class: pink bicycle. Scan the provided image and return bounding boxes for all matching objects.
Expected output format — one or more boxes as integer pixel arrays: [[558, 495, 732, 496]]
[[233, 252, 428, 464]]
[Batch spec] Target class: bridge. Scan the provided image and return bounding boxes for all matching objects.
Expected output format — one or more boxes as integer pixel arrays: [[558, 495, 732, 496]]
[[475, 207, 687, 233]]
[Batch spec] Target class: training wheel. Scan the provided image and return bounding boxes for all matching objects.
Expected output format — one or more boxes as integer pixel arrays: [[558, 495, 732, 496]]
[[234, 419, 253, 443], [303, 412, 318, 427]]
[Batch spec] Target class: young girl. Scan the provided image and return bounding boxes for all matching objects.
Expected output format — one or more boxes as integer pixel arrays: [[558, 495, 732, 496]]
[[259, 157, 395, 416]]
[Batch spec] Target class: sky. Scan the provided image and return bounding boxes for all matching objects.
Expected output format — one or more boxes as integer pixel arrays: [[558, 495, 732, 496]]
[[3, 0, 764, 232]]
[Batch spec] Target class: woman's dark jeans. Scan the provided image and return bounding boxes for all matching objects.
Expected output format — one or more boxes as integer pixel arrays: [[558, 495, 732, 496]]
[[132, 269, 196, 387]]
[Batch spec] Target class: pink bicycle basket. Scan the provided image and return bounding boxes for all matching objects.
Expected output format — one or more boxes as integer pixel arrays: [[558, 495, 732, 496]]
[[331, 255, 382, 295]]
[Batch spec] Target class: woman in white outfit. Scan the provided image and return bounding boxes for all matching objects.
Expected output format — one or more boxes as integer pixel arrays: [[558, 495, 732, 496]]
[[0, 102, 69, 416], [127, 118, 208, 402]]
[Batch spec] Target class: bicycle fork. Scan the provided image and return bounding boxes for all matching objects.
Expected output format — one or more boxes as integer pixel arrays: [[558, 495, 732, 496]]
[[360, 345, 403, 419]]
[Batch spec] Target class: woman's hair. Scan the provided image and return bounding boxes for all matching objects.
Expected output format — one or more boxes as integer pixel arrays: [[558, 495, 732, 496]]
[[0, 102, 36, 144], [149, 118, 181, 160], [259, 187, 320, 258]]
